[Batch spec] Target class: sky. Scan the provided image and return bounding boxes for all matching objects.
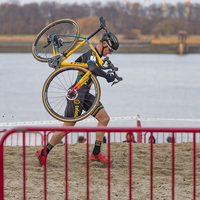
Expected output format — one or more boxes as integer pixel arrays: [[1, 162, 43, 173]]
[[0, 0, 199, 5]]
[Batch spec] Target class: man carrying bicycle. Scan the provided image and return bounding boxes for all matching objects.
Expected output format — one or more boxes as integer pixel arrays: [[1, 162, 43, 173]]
[[36, 32, 119, 165]]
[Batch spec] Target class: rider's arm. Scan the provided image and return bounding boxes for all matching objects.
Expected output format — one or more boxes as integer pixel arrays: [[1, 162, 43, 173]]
[[87, 60, 115, 83], [75, 54, 107, 78], [88, 60, 106, 77]]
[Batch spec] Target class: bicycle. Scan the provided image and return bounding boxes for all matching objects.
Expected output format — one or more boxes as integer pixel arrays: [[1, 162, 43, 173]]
[[32, 16, 122, 123]]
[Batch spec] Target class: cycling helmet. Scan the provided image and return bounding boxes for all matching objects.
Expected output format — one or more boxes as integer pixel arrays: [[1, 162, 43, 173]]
[[101, 32, 119, 51]]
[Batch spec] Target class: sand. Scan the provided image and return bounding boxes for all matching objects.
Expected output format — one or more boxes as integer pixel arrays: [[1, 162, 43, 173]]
[[3, 142, 200, 200]]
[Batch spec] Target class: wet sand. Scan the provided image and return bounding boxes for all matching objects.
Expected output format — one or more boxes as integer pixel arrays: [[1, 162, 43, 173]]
[[3, 142, 200, 199]]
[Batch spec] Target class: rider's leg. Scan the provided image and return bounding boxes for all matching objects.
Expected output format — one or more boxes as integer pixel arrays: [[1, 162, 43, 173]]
[[36, 121, 75, 166], [40, 90, 84, 158], [41, 121, 75, 156], [92, 108, 110, 156], [95, 108, 110, 140], [49, 122, 75, 146]]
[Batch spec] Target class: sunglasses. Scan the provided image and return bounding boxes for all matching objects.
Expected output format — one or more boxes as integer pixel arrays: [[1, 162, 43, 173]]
[[106, 44, 114, 53]]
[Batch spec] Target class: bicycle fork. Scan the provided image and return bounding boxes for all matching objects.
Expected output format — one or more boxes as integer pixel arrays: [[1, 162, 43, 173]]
[[69, 71, 92, 94]]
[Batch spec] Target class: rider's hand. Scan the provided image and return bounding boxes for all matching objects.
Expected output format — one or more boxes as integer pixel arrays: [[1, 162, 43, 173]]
[[106, 74, 115, 83]]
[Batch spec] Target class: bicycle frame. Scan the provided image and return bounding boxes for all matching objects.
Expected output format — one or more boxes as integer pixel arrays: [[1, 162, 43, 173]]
[[52, 34, 104, 67], [51, 34, 105, 94]]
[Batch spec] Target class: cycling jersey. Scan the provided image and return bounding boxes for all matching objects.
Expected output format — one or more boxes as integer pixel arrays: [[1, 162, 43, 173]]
[[64, 48, 105, 118], [75, 48, 109, 81]]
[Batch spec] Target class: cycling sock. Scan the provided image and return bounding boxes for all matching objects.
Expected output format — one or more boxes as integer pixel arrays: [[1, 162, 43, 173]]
[[92, 140, 102, 156], [41, 142, 54, 156]]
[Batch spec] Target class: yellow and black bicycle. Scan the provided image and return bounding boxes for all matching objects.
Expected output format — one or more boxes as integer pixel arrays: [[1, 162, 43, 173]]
[[32, 16, 122, 123]]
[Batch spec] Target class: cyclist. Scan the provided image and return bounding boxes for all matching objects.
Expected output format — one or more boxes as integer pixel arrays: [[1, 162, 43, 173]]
[[36, 32, 119, 166]]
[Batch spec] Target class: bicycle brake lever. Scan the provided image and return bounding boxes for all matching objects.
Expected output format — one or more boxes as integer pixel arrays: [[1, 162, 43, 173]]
[[111, 80, 121, 86], [111, 72, 123, 86], [102, 56, 122, 86], [110, 63, 118, 71]]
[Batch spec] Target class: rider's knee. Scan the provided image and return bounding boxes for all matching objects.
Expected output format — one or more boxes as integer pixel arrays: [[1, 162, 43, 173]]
[[63, 122, 75, 127], [100, 115, 110, 126]]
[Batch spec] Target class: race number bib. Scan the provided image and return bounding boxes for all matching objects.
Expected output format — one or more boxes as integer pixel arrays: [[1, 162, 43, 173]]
[[90, 55, 96, 62]]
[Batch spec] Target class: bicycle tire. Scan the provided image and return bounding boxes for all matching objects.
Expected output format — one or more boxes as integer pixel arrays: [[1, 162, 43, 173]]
[[42, 65, 101, 123], [32, 19, 80, 62]]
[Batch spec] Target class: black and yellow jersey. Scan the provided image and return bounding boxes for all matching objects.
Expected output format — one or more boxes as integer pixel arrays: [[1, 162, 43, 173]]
[[75, 48, 108, 80]]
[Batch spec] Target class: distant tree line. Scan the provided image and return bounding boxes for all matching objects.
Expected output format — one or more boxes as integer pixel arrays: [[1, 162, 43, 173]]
[[0, 1, 200, 38]]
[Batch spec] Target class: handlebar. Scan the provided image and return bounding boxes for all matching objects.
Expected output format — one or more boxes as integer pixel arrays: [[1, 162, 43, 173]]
[[101, 57, 123, 86]]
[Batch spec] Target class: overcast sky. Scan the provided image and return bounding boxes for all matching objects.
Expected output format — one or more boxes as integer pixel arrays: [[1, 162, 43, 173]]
[[0, 0, 199, 5]]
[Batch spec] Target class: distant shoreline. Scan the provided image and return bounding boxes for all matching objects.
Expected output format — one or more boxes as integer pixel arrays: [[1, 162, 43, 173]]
[[0, 34, 200, 54], [0, 43, 200, 54]]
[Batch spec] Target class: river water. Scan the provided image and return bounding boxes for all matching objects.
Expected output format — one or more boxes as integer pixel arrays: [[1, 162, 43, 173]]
[[0, 53, 200, 130]]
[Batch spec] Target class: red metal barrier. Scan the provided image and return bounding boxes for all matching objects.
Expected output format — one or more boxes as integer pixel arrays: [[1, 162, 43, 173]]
[[0, 126, 200, 200], [0, 130, 43, 146], [1, 130, 143, 145], [136, 115, 200, 144], [143, 132, 200, 143]]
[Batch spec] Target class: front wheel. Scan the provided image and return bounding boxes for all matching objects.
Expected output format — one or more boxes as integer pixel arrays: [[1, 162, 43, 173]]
[[42, 66, 101, 123]]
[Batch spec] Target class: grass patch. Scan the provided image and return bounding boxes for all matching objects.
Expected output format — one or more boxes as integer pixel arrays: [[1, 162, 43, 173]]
[[0, 34, 200, 53], [0, 34, 200, 44], [0, 35, 36, 42], [151, 35, 200, 45]]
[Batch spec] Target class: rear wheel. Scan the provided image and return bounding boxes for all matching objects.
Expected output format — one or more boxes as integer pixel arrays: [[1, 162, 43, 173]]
[[32, 19, 80, 62], [42, 66, 101, 122]]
